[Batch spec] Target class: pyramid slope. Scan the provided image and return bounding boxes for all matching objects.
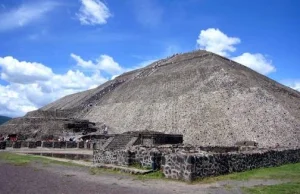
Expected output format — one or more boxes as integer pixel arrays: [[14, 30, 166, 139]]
[[1, 50, 300, 147]]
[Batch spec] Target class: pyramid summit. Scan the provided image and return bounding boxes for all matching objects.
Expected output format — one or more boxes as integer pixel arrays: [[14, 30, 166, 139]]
[[1, 50, 300, 147]]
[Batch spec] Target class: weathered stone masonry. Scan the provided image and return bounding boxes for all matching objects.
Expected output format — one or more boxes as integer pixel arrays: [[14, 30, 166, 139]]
[[93, 145, 300, 181], [162, 147, 300, 181]]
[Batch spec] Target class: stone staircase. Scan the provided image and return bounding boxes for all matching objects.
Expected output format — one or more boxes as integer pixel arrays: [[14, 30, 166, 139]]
[[105, 135, 134, 150]]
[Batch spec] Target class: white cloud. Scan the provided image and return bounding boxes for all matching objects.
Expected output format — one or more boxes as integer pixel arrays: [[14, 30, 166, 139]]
[[197, 28, 276, 75], [0, 1, 58, 31], [232, 53, 276, 75], [293, 83, 300, 91], [0, 56, 109, 117], [0, 53, 134, 117], [77, 0, 111, 25], [71, 53, 123, 75], [0, 84, 38, 117], [0, 56, 53, 84], [197, 28, 241, 57], [281, 80, 300, 92]]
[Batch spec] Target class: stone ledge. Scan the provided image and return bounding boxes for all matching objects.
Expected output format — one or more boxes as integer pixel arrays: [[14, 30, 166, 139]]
[[94, 163, 153, 175]]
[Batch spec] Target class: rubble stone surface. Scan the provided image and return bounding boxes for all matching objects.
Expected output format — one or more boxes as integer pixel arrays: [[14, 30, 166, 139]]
[[1, 50, 300, 147]]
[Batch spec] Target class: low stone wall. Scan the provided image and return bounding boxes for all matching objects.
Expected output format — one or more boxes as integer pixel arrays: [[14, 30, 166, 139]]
[[162, 147, 300, 181], [2, 140, 91, 149], [36, 141, 42, 147], [28, 141, 37, 148], [53, 141, 63, 148], [66, 142, 77, 148], [93, 149, 133, 166], [6, 141, 13, 147], [93, 145, 241, 169], [42, 141, 53, 148], [0, 141, 6, 149], [131, 146, 162, 168], [12, 141, 21, 148], [21, 141, 29, 147], [77, 141, 84, 149]]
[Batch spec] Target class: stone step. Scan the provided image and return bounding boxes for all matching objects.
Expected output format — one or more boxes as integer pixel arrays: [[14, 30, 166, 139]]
[[105, 135, 133, 150]]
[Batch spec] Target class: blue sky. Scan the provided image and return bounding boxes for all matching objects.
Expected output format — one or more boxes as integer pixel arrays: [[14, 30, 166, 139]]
[[0, 0, 299, 117]]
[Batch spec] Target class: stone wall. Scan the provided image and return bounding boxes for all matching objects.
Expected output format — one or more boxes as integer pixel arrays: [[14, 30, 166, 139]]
[[66, 142, 77, 148], [12, 141, 21, 148], [21, 141, 29, 147], [2, 140, 91, 149], [0, 141, 6, 149], [53, 141, 64, 148], [132, 146, 162, 168], [6, 141, 13, 147], [28, 141, 37, 148], [42, 141, 53, 148], [93, 145, 241, 169], [77, 141, 84, 148], [93, 149, 133, 166], [93, 147, 161, 168], [36, 141, 42, 147], [162, 147, 300, 181]]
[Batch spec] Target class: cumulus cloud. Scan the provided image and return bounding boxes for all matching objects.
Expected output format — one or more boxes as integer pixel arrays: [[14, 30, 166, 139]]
[[0, 1, 58, 31], [197, 28, 276, 75], [197, 28, 241, 57], [77, 0, 111, 25], [281, 80, 300, 92], [0, 56, 53, 83], [232, 53, 276, 75], [71, 53, 123, 75], [0, 84, 39, 117], [0, 55, 110, 117]]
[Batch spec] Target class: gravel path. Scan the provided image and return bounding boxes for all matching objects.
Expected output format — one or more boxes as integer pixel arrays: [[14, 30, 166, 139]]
[[0, 161, 287, 194]]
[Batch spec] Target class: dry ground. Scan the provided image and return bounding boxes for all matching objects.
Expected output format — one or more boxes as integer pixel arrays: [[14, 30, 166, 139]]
[[1, 152, 297, 194]]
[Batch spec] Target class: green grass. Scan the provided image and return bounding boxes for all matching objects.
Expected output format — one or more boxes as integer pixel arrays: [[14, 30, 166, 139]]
[[194, 163, 300, 184], [135, 170, 165, 180], [243, 182, 300, 194], [129, 162, 152, 170], [89, 166, 165, 180], [0, 152, 84, 167]]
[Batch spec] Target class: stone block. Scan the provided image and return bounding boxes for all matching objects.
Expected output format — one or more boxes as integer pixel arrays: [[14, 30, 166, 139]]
[[13, 141, 21, 148], [42, 141, 53, 148], [0, 141, 6, 149], [77, 141, 84, 149], [66, 141, 77, 148], [21, 141, 28, 147], [28, 141, 37, 148]]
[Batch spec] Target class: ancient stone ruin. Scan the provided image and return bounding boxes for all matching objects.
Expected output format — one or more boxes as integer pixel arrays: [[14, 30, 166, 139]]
[[0, 50, 299, 181], [1, 50, 299, 147], [93, 140, 300, 181]]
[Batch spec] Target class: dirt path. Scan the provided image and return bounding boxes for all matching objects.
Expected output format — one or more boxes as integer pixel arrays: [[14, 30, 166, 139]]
[[0, 161, 287, 194]]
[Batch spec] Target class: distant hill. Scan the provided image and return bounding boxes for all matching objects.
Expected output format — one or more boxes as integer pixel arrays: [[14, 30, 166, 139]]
[[0, 116, 11, 125]]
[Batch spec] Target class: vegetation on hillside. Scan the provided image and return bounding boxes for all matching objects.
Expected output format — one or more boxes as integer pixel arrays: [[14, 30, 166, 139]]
[[0, 116, 11, 125]]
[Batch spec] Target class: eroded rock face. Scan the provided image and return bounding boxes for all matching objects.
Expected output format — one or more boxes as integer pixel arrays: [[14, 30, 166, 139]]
[[1, 50, 300, 147]]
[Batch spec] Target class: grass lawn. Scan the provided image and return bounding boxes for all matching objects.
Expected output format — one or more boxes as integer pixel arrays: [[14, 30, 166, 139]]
[[195, 162, 300, 194], [195, 162, 300, 183], [243, 182, 300, 194], [0, 152, 83, 167]]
